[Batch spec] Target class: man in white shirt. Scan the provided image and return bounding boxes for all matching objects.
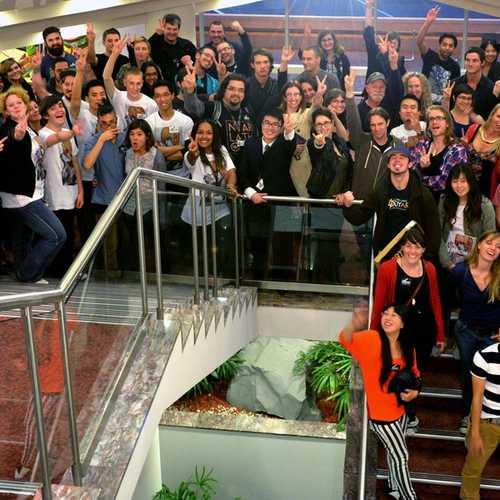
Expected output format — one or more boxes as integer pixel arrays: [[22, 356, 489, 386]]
[[146, 80, 193, 170], [390, 94, 427, 148], [103, 36, 158, 130], [39, 95, 83, 276]]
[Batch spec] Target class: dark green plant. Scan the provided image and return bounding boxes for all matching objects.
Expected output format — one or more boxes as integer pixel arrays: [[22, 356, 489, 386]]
[[185, 352, 243, 398], [294, 341, 352, 430], [153, 466, 216, 500]]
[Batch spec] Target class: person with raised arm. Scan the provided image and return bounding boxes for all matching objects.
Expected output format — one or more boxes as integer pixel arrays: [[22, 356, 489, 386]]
[[148, 13, 197, 90], [364, 0, 406, 79], [182, 68, 256, 164], [103, 36, 158, 130], [86, 24, 129, 81], [416, 6, 460, 104], [340, 301, 420, 500], [0, 88, 66, 283]]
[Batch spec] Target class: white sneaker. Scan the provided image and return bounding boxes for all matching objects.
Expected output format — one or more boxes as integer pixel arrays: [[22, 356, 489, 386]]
[[388, 489, 401, 499], [34, 278, 49, 285], [459, 415, 469, 435], [406, 415, 419, 435], [14, 465, 30, 480]]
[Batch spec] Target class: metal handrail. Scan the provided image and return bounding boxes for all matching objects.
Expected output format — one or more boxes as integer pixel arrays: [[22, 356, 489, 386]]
[[0, 168, 230, 311]]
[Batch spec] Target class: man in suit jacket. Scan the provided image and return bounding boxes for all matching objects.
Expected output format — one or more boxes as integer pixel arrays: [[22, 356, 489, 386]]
[[237, 109, 297, 278]]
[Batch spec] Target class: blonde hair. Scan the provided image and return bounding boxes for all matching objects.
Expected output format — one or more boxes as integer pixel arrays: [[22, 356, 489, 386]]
[[403, 72, 432, 115], [0, 87, 30, 117], [482, 103, 500, 156], [467, 231, 500, 303], [426, 105, 455, 145]]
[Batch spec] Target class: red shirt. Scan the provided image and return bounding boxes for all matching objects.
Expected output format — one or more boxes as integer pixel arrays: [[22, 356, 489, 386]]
[[340, 329, 420, 422]]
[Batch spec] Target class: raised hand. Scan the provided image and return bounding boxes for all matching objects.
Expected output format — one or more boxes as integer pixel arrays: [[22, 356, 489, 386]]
[[426, 6, 440, 24], [442, 81, 455, 101], [72, 119, 84, 137], [113, 35, 129, 55], [101, 128, 118, 142], [303, 22, 312, 39], [344, 71, 356, 98], [351, 299, 369, 331], [388, 45, 399, 70], [283, 113, 296, 135], [30, 49, 42, 69], [215, 55, 227, 81], [182, 63, 197, 94], [156, 18, 166, 35], [230, 20, 244, 34], [377, 34, 389, 55], [312, 132, 326, 147], [420, 147, 432, 168], [315, 75, 327, 98], [180, 54, 193, 67], [14, 115, 28, 140], [281, 45, 295, 64], [75, 51, 87, 73], [188, 137, 198, 154], [86, 22, 96, 43]]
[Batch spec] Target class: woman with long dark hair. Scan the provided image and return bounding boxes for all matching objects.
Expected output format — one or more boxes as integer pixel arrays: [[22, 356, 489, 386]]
[[439, 164, 496, 269], [140, 61, 163, 98], [340, 302, 419, 500], [0, 58, 36, 101], [181, 119, 237, 273], [449, 231, 500, 434]]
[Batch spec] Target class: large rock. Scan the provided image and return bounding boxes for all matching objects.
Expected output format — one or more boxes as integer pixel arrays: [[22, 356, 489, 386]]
[[227, 337, 321, 421]]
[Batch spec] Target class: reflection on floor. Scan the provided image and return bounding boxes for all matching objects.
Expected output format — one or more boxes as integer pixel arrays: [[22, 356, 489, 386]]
[[0, 276, 196, 486]]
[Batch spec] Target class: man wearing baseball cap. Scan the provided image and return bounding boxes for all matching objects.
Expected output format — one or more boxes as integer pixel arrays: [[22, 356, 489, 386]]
[[343, 144, 440, 261], [358, 67, 404, 133]]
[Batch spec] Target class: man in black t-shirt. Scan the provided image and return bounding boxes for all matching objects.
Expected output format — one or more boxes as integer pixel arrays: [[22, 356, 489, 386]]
[[86, 25, 129, 81], [344, 145, 440, 259], [416, 7, 460, 103]]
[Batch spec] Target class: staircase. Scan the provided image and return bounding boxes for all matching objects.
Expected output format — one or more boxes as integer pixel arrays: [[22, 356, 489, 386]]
[[376, 353, 500, 499]]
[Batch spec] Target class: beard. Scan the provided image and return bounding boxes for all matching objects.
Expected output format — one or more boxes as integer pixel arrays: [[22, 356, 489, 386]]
[[47, 44, 64, 57]]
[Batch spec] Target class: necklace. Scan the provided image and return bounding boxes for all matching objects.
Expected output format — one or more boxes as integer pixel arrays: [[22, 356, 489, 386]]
[[479, 126, 500, 146]]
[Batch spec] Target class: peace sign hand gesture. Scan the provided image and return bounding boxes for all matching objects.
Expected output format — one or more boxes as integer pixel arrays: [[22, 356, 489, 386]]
[[215, 55, 227, 81], [181, 64, 197, 94], [377, 34, 389, 55], [442, 81, 455, 102], [188, 137, 199, 155], [344, 70, 356, 98], [283, 113, 296, 135], [420, 147, 432, 168], [312, 132, 326, 148], [315, 75, 327, 98]]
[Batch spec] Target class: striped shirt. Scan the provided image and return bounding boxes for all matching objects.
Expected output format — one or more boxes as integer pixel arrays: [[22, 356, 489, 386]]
[[471, 343, 500, 419]]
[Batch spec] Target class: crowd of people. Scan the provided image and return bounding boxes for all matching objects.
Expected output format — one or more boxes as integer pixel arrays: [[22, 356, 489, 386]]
[[0, 2, 499, 497]]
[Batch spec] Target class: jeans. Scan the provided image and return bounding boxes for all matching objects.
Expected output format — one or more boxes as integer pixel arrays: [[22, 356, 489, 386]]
[[9, 199, 66, 282], [455, 319, 496, 417]]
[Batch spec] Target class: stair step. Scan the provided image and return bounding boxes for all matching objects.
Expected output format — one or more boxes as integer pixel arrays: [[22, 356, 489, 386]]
[[411, 428, 464, 442], [420, 387, 461, 399], [377, 469, 500, 490]]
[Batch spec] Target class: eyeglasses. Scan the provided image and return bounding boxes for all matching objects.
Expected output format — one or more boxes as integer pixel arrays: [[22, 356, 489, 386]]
[[428, 116, 446, 122], [315, 121, 332, 128], [262, 120, 281, 128]]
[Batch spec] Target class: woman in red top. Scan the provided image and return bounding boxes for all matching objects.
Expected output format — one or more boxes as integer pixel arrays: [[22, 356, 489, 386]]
[[340, 302, 420, 500], [371, 226, 445, 431]]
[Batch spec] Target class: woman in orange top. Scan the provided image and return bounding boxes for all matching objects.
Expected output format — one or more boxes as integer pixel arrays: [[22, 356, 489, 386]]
[[340, 302, 420, 500]]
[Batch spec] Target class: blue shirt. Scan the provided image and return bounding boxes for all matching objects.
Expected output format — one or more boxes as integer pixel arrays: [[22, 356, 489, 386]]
[[41, 53, 76, 82], [83, 132, 126, 206], [450, 261, 500, 332]]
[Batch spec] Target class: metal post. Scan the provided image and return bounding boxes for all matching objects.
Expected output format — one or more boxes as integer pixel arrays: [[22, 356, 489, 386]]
[[21, 306, 52, 500], [238, 197, 245, 277], [210, 193, 218, 299], [190, 188, 200, 304], [358, 217, 377, 500], [136, 181, 149, 316], [200, 192, 210, 301], [55, 301, 82, 485], [461, 10, 469, 72], [152, 179, 164, 319], [284, 0, 289, 47], [199, 12, 205, 46], [232, 197, 240, 288]]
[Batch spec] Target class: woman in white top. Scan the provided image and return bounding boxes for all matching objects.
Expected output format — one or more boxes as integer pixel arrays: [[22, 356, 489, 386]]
[[182, 119, 237, 275]]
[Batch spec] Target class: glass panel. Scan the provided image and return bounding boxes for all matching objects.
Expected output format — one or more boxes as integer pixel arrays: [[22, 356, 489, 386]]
[[239, 200, 372, 287]]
